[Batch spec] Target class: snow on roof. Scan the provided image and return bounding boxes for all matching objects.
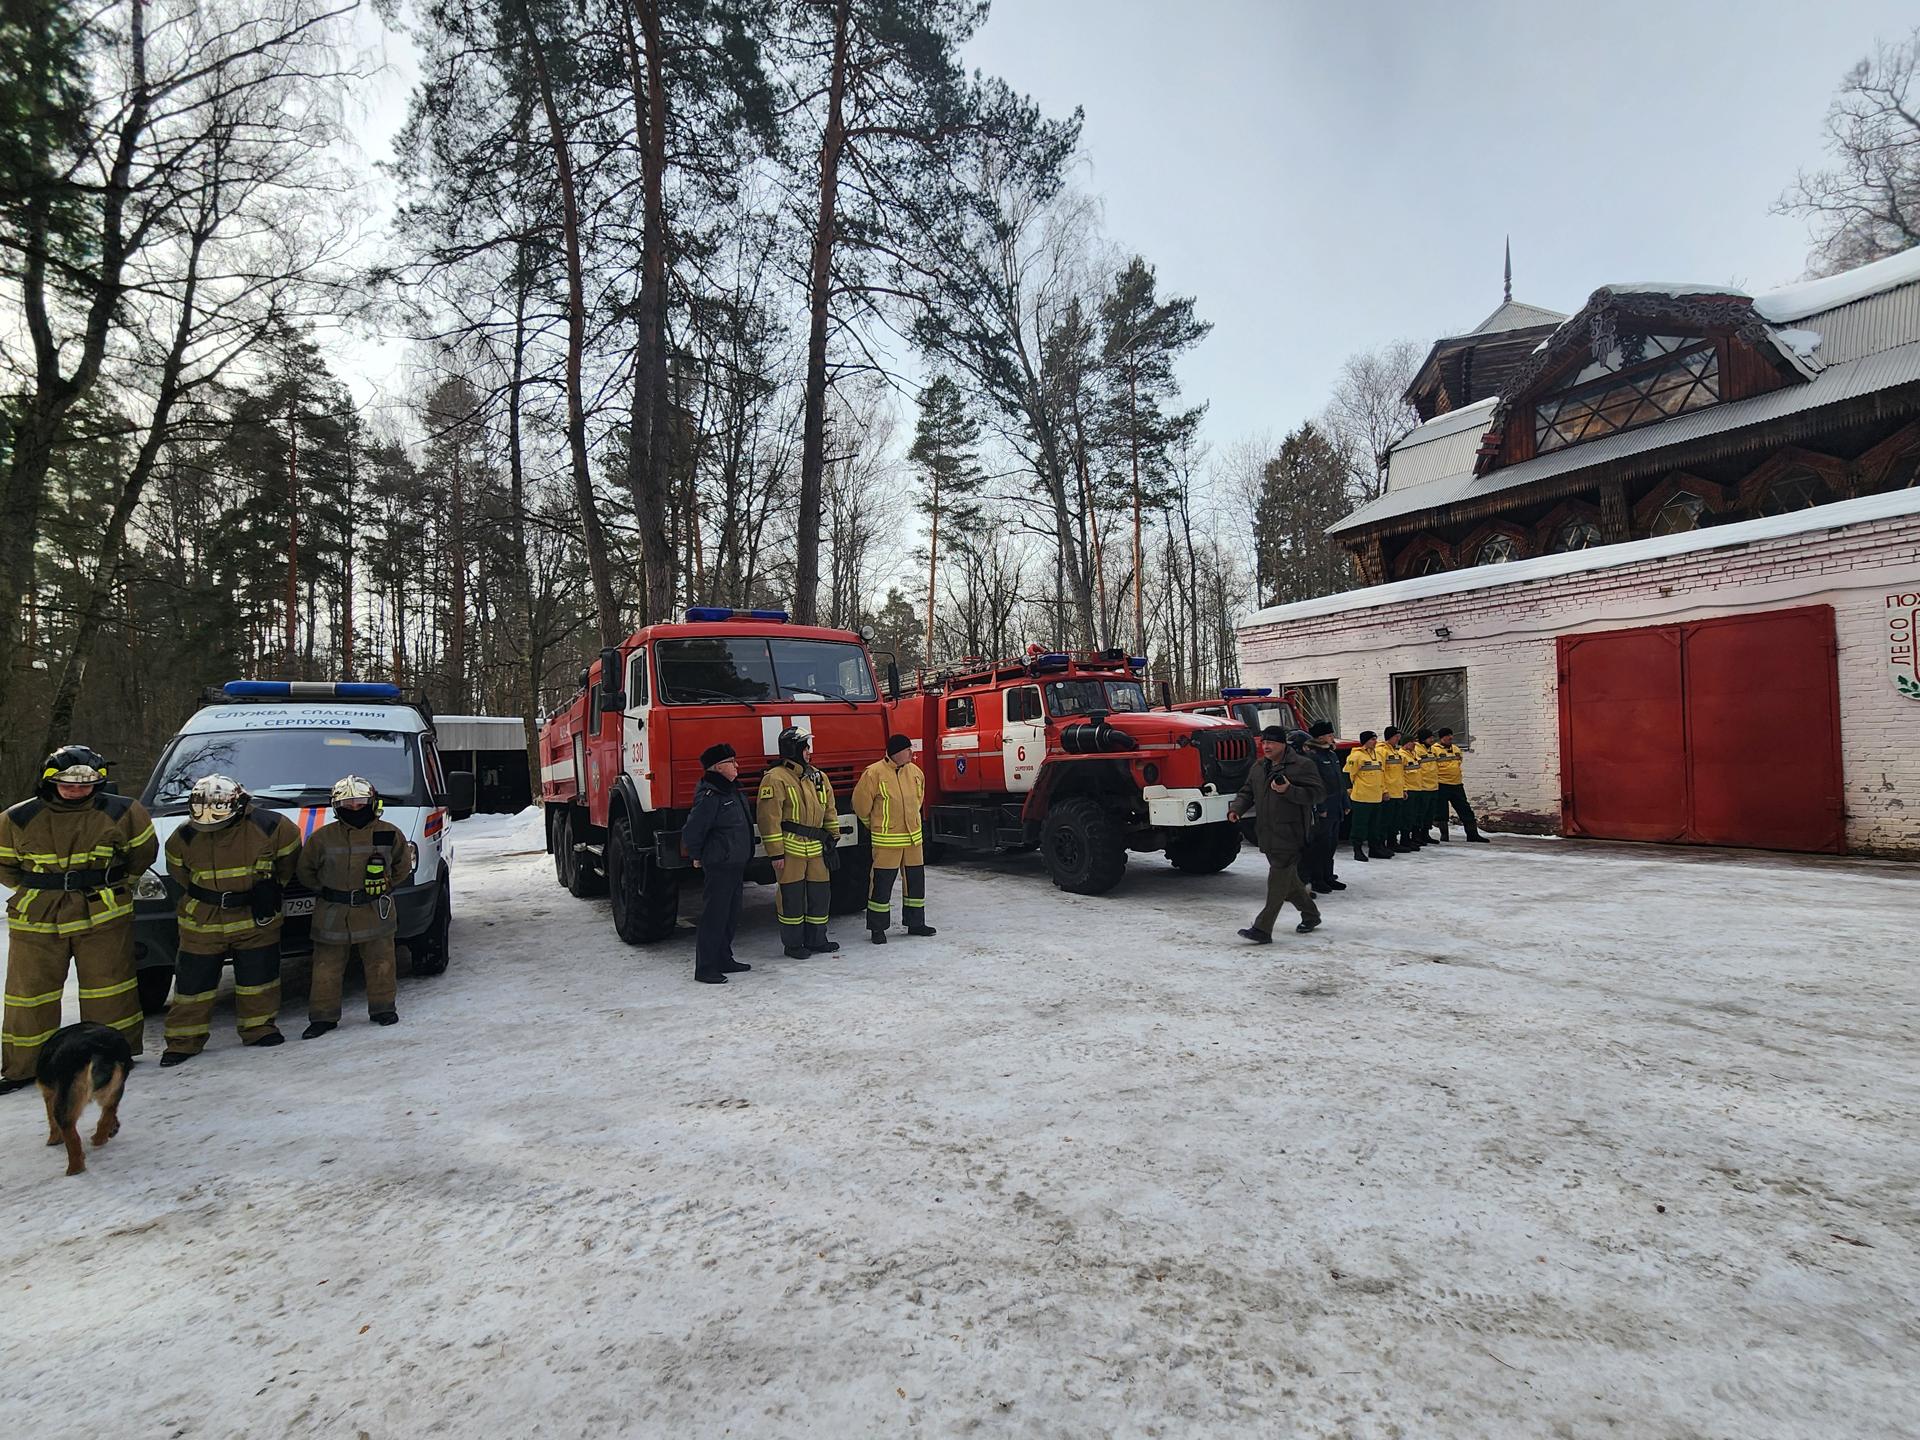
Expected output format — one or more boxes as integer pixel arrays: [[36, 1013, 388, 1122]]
[[1599, 281, 1752, 299], [1774, 327, 1822, 359], [1398, 396, 1498, 447], [1755, 246, 1920, 324], [1254, 485, 1920, 628]]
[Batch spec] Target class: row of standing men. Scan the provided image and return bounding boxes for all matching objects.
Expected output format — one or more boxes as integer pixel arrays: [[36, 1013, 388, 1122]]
[[1227, 723, 1488, 944], [2, 748, 417, 1089]]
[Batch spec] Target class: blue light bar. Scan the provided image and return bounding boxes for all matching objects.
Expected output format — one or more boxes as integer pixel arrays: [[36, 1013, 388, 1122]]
[[223, 680, 401, 700], [1031, 652, 1071, 672], [1128, 656, 1148, 669], [684, 606, 791, 624], [1221, 687, 1273, 698]]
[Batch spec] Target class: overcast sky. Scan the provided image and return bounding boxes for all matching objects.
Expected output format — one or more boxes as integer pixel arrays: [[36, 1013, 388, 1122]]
[[343, 0, 1916, 458]]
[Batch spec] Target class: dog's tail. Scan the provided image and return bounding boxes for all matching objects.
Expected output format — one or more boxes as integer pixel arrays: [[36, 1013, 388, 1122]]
[[89, 1051, 122, 1093]]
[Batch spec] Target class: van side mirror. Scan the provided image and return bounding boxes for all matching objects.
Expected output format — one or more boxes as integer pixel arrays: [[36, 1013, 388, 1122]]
[[447, 771, 476, 820], [886, 661, 901, 702]]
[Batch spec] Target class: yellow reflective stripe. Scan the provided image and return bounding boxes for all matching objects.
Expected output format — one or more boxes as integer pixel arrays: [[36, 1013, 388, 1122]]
[[165, 1024, 212, 1038], [171, 989, 218, 1004], [0, 846, 16, 860], [237, 1013, 277, 1029], [128, 826, 155, 847], [78, 978, 137, 1000], [273, 841, 299, 857], [804, 914, 829, 924], [105, 1012, 143, 1031], [866, 900, 891, 912], [189, 865, 258, 882], [179, 916, 262, 935], [2, 1025, 60, 1047], [233, 981, 277, 996], [903, 897, 926, 907], [777, 914, 803, 925], [5, 988, 65, 1007]]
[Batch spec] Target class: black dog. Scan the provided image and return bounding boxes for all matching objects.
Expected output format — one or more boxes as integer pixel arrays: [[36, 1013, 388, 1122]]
[[36, 1022, 132, 1176]]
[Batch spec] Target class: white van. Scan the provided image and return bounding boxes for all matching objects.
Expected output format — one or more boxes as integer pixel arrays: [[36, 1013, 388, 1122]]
[[131, 681, 474, 1006]]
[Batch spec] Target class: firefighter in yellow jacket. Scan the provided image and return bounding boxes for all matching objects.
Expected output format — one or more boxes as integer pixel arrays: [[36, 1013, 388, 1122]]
[[1380, 726, 1414, 853], [851, 735, 938, 945], [296, 775, 414, 1037], [1, 745, 157, 1092], [160, 775, 302, 1065], [757, 726, 840, 959]]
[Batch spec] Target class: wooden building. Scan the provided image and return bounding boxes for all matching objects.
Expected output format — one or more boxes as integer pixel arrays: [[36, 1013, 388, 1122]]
[[1333, 250, 1920, 584]]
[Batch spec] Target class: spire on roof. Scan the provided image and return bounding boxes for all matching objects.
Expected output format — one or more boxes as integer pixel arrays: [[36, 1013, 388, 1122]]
[[1503, 237, 1512, 303]]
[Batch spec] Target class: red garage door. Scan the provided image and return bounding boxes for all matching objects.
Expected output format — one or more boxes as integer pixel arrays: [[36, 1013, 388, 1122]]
[[1558, 606, 1845, 853]]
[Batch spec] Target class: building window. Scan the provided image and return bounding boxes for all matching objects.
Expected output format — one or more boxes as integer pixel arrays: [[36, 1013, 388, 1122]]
[[1413, 550, 1447, 576], [1534, 341, 1720, 455], [1756, 471, 1827, 516], [1284, 680, 1340, 735], [1549, 518, 1603, 552], [1475, 534, 1520, 566], [1648, 490, 1706, 536], [945, 696, 975, 727], [1393, 669, 1468, 739]]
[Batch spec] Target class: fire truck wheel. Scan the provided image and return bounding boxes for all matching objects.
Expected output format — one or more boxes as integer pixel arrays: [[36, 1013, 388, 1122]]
[[409, 876, 453, 976], [1166, 822, 1241, 875], [827, 835, 873, 917], [607, 813, 678, 944], [552, 810, 574, 889], [1040, 795, 1128, 895], [566, 817, 607, 898]]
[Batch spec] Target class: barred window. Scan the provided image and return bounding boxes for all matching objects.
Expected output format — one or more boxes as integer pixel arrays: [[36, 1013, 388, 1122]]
[[1392, 669, 1468, 741], [1284, 680, 1340, 735]]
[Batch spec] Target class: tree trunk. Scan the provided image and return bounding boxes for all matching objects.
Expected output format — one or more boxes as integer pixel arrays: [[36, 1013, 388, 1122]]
[[285, 401, 300, 677], [794, 0, 851, 625], [524, 1, 623, 648], [1129, 373, 1144, 664], [508, 257, 543, 794], [449, 444, 466, 707]]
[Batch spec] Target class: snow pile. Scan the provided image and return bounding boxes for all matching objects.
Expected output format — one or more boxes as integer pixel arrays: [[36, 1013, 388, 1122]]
[[0, 827, 1914, 1436], [1755, 246, 1920, 323], [1773, 326, 1823, 359]]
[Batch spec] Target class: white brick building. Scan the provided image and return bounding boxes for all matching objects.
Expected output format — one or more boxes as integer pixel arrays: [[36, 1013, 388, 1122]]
[[1240, 249, 1920, 858]]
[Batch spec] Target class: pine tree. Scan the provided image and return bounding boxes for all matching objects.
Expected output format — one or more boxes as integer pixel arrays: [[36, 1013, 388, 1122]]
[[906, 375, 985, 664]]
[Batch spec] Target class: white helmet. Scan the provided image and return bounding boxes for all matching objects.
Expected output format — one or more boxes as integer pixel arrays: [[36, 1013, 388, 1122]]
[[330, 774, 378, 811], [187, 774, 248, 829]]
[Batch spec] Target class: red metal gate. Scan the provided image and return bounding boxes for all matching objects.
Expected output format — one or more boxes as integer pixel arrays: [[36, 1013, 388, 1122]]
[[1558, 605, 1845, 853]]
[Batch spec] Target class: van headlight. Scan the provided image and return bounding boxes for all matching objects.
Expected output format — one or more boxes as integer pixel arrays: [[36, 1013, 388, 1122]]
[[408, 842, 420, 873], [135, 869, 168, 902]]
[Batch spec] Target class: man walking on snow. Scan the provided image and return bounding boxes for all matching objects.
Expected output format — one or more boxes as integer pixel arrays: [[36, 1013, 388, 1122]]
[[1227, 726, 1325, 943]]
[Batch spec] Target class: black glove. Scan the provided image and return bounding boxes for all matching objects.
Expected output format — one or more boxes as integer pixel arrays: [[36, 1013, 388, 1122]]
[[249, 879, 283, 923], [823, 837, 842, 872]]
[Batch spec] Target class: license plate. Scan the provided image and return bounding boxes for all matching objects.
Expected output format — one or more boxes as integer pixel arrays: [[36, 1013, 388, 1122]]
[[283, 896, 315, 917]]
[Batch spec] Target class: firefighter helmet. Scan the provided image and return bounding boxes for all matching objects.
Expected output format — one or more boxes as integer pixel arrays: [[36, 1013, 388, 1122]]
[[330, 774, 381, 814], [187, 774, 249, 829], [40, 744, 109, 798], [776, 725, 813, 763]]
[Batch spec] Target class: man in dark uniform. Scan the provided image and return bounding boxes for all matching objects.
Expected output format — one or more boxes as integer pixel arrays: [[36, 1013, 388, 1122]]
[[1292, 724, 1348, 895], [681, 743, 754, 985], [1226, 726, 1325, 943]]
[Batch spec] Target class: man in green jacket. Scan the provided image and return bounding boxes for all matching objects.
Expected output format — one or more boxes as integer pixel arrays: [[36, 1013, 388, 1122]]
[[1226, 726, 1326, 943]]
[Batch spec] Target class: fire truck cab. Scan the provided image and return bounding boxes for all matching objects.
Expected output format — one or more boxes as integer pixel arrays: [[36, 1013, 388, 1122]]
[[887, 649, 1255, 895], [1171, 687, 1355, 756], [539, 609, 890, 943]]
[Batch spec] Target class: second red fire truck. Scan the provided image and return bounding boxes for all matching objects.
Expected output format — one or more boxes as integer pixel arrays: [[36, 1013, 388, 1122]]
[[887, 648, 1255, 894]]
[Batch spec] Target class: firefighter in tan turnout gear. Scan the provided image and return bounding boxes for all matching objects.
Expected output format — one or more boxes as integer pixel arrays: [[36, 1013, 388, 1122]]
[[0, 746, 157, 1093], [851, 735, 937, 944], [757, 726, 840, 959], [159, 775, 302, 1065], [296, 775, 414, 1038]]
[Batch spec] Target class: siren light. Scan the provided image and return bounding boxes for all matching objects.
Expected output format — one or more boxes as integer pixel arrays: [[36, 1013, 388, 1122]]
[[1220, 687, 1274, 698], [684, 607, 791, 624], [223, 680, 402, 700]]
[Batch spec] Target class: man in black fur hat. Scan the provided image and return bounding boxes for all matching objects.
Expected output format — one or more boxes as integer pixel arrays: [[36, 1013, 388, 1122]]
[[681, 743, 754, 985]]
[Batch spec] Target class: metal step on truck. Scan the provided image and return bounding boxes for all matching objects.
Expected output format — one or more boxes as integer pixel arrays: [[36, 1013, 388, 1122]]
[[886, 647, 1256, 895], [538, 607, 893, 943]]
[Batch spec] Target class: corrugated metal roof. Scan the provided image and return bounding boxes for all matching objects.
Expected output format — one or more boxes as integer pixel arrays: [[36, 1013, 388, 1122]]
[[1257, 486, 1920, 628], [1330, 338, 1920, 534], [1467, 299, 1567, 335], [1385, 413, 1491, 491], [1789, 284, 1920, 364]]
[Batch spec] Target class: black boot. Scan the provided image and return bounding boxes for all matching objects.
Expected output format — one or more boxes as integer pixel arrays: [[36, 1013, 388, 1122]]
[[783, 944, 810, 959], [1466, 831, 1490, 843], [1352, 842, 1368, 862], [1327, 878, 1347, 890], [1296, 916, 1321, 934], [1371, 842, 1393, 859], [0, 1076, 35, 1095], [869, 929, 888, 945], [1237, 927, 1272, 944], [159, 1051, 194, 1068], [695, 972, 727, 985], [807, 938, 841, 954], [251, 1031, 285, 1048], [301, 1021, 336, 1040], [906, 923, 937, 937], [372, 1011, 399, 1026], [720, 960, 752, 972]]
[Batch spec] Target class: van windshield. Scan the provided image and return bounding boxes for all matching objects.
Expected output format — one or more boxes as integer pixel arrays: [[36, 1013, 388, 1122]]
[[143, 729, 425, 814]]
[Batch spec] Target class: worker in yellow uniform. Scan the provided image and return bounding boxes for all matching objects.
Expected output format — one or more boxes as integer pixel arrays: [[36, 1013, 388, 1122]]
[[1431, 727, 1489, 843], [1342, 731, 1389, 862], [0, 745, 157, 1093], [850, 735, 937, 945], [1405, 730, 1441, 851], [160, 775, 303, 1064], [757, 726, 841, 959], [1379, 726, 1412, 854]]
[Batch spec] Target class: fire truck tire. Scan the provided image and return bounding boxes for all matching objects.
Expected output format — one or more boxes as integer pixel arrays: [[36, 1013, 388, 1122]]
[[607, 813, 678, 944], [827, 835, 872, 917], [1040, 796, 1128, 895], [1166, 822, 1241, 875], [566, 816, 607, 898], [552, 810, 574, 889], [409, 876, 453, 976]]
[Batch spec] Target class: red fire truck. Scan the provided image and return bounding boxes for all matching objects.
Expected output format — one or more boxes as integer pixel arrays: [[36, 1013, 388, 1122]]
[[1170, 687, 1356, 756], [887, 648, 1256, 895], [539, 608, 891, 943]]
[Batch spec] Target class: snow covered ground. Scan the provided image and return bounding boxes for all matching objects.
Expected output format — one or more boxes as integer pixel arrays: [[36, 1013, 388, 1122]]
[[2, 812, 1916, 1439]]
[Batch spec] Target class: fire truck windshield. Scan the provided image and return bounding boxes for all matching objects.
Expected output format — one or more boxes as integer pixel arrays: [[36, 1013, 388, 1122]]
[[1044, 679, 1148, 717], [657, 636, 877, 705]]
